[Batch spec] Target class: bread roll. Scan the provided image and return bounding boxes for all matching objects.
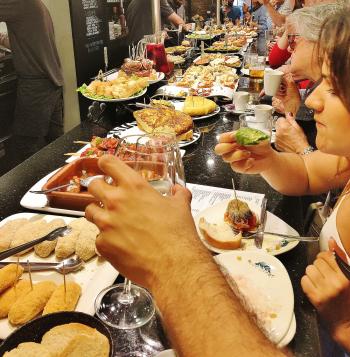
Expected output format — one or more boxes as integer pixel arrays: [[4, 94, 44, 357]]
[[0, 280, 32, 318], [8, 281, 56, 325], [0, 264, 24, 294], [3, 342, 52, 357], [34, 219, 66, 258], [199, 217, 242, 250], [43, 282, 81, 315], [0, 218, 30, 252], [41, 323, 109, 357]]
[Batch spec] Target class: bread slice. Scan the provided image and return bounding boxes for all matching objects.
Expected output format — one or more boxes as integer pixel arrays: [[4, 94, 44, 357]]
[[3, 342, 52, 357], [199, 217, 242, 250], [41, 323, 109, 357]]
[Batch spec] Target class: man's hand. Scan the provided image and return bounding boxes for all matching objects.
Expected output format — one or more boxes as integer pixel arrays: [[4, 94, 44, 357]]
[[85, 155, 199, 290], [275, 113, 309, 154], [301, 240, 350, 351]]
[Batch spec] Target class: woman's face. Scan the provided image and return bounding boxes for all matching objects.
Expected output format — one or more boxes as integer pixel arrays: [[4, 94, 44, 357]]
[[305, 61, 350, 156]]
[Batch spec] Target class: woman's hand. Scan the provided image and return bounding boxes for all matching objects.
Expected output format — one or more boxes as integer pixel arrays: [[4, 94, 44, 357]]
[[272, 97, 285, 114], [301, 239, 350, 351], [214, 131, 276, 174], [85, 155, 200, 290], [275, 73, 301, 115], [275, 113, 310, 154]]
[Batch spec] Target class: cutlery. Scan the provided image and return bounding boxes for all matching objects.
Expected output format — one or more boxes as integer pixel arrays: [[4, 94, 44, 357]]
[[0, 226, 72, 261], [254, 197, 267, 249], [334, 251, 350, 280], [29, 175, 105, 194], [0, 257, 83, 274], [263, 232, 319, 242]]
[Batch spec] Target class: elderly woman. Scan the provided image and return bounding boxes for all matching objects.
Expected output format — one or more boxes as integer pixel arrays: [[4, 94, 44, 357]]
[[273, 3, 343, 155]]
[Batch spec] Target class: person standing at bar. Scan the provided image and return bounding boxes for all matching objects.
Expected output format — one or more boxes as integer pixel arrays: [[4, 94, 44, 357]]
[[0, 0, 64, 165], [126, 0, 187, 45]]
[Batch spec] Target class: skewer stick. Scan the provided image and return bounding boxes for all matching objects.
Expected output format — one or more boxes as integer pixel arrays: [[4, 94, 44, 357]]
[[27, 259, 33, 291], [64, 153, 81, 157], [63, 261, 66, 304], [14, 257, 19, 295], [232, 178, 241, 215], [73, 141, 90, 145]]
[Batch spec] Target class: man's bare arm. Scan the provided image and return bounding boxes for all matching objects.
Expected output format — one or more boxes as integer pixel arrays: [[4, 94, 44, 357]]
[[168, 12, 186, 27]]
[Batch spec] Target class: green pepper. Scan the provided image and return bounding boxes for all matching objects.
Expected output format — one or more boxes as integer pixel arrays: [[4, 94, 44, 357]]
[[236, 127, 269, 146]]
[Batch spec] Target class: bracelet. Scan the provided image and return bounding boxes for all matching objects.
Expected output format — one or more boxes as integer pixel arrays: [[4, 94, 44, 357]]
[[301, 146, 315, 155]]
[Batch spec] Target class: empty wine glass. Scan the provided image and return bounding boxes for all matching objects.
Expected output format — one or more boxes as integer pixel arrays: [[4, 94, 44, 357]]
[[95, 133, 185, 330]]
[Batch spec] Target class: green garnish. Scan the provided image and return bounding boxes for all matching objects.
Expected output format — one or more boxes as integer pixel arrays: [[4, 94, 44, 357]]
[[236, 127, 269, 145]]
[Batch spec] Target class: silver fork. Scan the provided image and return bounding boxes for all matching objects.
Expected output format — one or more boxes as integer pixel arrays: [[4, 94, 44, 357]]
[[254, 197, 268, 249]]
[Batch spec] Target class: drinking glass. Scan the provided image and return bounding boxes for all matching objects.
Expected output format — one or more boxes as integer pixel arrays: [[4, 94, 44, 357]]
[[239, 113, 272, 140], [95, 133, 185, 330], [249, 56, 265, 79]]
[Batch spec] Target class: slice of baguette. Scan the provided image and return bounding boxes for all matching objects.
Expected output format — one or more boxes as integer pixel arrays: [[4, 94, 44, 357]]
[[199, 217, 242, 250], [3, 342, 52, 357], [41, 323, 109, 357]]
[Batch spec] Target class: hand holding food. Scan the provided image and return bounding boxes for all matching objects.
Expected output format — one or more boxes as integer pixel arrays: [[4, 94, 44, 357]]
[[215, 129, 275, 174]]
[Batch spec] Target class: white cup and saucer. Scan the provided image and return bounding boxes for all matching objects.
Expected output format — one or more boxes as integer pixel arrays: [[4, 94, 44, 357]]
[[231, 91, 253, 114]]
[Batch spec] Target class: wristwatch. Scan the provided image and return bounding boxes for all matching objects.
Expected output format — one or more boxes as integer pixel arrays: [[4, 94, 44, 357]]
[[301, 146, 315, 155]]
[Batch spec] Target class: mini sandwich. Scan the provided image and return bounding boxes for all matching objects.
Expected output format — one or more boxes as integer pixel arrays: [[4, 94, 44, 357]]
[[224, 199, 258, 232]]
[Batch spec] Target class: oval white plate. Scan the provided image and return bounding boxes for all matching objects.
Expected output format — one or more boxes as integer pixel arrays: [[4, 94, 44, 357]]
[[215, 250, 295, 346], [194, 199, 299, 256], [149, 72, 165, 85], [81, 87, 147, 103]]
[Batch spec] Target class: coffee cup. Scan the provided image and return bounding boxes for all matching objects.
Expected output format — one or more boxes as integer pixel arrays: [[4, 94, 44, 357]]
[[264, 70, 284, 96], [254, 104, 273, 121], [233, 91, 250, 111]]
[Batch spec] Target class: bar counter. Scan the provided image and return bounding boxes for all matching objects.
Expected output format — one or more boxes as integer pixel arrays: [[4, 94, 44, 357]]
[[0, 109, 322, 355]]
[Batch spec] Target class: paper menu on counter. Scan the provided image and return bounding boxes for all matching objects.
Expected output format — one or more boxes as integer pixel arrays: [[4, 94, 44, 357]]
[[187, 183, 265, 216]]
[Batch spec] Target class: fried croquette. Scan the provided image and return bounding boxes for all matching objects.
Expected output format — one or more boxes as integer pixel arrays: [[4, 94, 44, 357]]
[[34, 219, 66, 258], [43, 282, 81, 315], [0, 280, 32, 318], [8, 281, 56, 325], [0, 219, 30, 252], [0, 264, 24, 294]]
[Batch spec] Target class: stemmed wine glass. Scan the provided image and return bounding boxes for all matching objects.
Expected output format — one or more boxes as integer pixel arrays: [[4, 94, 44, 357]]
[[95, 133, 185, 330]]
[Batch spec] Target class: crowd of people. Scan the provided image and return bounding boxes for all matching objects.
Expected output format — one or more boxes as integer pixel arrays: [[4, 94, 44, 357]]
[[85, 0, 350, 356]]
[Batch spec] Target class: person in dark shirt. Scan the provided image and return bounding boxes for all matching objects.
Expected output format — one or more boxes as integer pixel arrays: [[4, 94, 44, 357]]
[[0, 0, 63, 166], [221, 0, 242, 24], [126, 0, 186, 44]]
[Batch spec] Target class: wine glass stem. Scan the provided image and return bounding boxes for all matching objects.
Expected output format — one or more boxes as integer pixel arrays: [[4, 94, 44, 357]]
[[118, 278, 134, 304]]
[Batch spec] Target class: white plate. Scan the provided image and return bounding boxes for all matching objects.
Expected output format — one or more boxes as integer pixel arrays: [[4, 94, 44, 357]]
[[80, 87, 147, 103], [241, 68, 249, 76], [171, 100, 221, 121], [194, 199, 299, 256], [106, 71, 165, 85], [108, 122, 201, 148], [0, 213, 118, 339], [215, 250, 295, 346]]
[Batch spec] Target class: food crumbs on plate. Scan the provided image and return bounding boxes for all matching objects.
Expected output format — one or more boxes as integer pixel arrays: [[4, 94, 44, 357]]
[[236, 256, 242, 261], [270, 313, 278, 319]]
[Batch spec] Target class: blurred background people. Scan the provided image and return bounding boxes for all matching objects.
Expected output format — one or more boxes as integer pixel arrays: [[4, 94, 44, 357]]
[[0, 0, 63, 166], [221, 0, 242, 24]]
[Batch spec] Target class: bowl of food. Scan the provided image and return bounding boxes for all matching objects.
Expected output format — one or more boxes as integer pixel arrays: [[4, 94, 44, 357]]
[[0, 311, 113, 356], [42, 158, 103, 211]]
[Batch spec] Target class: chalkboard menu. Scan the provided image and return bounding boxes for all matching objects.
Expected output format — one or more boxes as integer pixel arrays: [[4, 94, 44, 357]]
[[69, 0, 106, 87]]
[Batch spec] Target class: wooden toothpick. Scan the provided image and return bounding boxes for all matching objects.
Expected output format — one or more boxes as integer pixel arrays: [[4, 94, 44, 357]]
[[63, 261, 67, 304], [14, 257, 19, 295], [27, 259, 33, 291]]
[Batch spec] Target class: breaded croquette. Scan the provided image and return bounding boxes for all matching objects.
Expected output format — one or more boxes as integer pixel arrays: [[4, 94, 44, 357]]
[[34, 218, 66, 258], [75, 230, 97, 261], [43, 282, 81, 315], [10, 219, 49, 255], [0, 280, 32, 318], [55, 231, 79, 259], [0, 218, 30, 252], [8, 281, 56, 325], [3, 342, 53, 357], [0, 264, 24, 294]]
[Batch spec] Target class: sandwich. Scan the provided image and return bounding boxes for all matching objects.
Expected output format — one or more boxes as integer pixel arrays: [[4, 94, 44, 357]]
[[224, 199, 258, 232]]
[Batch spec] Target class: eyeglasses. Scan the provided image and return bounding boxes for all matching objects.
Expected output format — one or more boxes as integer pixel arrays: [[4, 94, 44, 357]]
[[287, 34, 301, 50]]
